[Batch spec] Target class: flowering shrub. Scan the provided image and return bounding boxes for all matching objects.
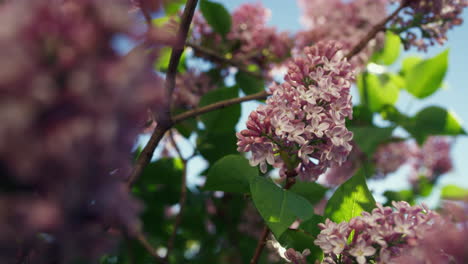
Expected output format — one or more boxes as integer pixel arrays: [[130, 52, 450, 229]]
[[0, 0, 467, 263]]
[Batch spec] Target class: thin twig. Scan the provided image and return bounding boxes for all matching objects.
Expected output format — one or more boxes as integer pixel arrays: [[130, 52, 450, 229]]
[[127, 123, 170, 187], [165, 130, 188, 261], [344, 3, 407, 60], [135, 231, 165, 263], [173, 90, 268, 124], [186, 41, 263, 79], [166, 0, 199, 107], [127, 0, 198, 187], [249, 226, 270, 264]]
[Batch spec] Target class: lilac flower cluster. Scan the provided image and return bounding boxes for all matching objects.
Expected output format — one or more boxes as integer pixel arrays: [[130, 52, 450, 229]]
[[390, 0, 468, 51], [373, 136, 453, 182], [0, 0, 164, 262], [192, 3, 292, 71], [393, 201, 468, 263], [419, 136, 453, 180], [373, 141, 417, 177], [173, 70, 216, 109], [296, 0, 387, 70], [314, 201, 439, 264], [237, 41, 355, 181], [322, 136, 454, 187]]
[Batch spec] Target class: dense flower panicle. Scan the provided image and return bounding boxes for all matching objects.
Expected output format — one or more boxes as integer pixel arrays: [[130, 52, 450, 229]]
[[296, 0, 387, 70], [420, 136, 453, 180], [0, 0, 164, 262], [321, 136, 454, 185], [191, 3, 292, 71], [390, 0, 468, 51], [173, 70, 216, 108], [314, 202, 440, 264], [392, 201, 468, 263], [237, 41, 355, 181], [373, 141, 415, 176]]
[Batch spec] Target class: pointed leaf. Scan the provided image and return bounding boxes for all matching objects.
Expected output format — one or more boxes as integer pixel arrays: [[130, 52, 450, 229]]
[[289, 182, 328, 206], [250, 177, 314, 237], [204, 155, 258, 193], [324, 169, 376, 223], [278, 215, 324, 261], [404, 106, 466, 144], [404, 49, 449, 99], [350, 126, 395, 156], [235, 71, 264, 95], [357, 73, 401, 112], [373, 31, 401, 65], [199, 0, 232, 36]]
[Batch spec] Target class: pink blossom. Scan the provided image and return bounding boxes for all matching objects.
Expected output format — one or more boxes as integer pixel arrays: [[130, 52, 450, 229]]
[[296, 0, 387, 70], [390, 0, 468, 51], [237, 41, 355, 181], [191, 3, 292, 72], [314, 202, 440, 263]]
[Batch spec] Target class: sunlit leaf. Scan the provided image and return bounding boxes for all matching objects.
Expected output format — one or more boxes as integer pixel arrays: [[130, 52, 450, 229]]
[[373, 31, 401, 65], [404, 50, 449, 99], [324, 169, 376, 223], [357, 73, 401, 112], [441, 185, 468, 200]]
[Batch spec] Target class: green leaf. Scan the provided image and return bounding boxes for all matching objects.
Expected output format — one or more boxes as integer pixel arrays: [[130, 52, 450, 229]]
[[154, 46, 186, 73], [199, 86, 241, 134], [401, 56, 423, 76], [163, 0, 187, 15], [350, 126, 394, 156], [404, 106, 466, 144], [199, 0, 232, 36], [250, 177, 314, 237], [383, 190, 415, 206], [235, 71, 264, 95], [324, 169, 376, 223], [289, 182, 328, 206], [373, 31, 401, 65], [278, 215, 324, 261], [197, 129, 238, 164], [416, 176, 434, 197], [204, 155, 258, 193], [347, 106, 373, 126], [357, 73, 401, 112], [441, 185, 468, 200], [404, 49, 449, 99]]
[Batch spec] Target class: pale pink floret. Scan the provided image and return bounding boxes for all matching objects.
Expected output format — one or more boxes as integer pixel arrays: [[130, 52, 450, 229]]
[[237, 41, 355, 181], [314, 202, 439, 263]]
